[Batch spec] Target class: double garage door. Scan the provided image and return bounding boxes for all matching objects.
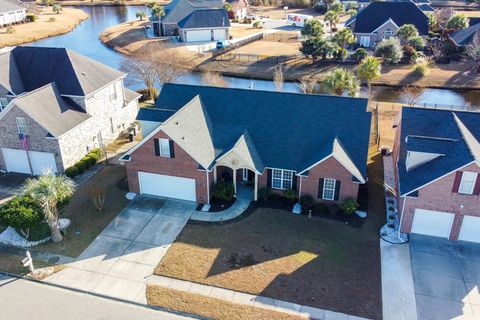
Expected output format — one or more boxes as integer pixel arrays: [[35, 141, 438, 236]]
[[184, 29, 227, 42], [412, 209, 480, 243], [138, 171, 196, 202], [2, 148, 58, 175]]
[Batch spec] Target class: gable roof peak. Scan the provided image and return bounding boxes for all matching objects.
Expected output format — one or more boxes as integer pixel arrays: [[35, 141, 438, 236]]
[[452, 112, 480, 162], [332, 137, 365, 183]]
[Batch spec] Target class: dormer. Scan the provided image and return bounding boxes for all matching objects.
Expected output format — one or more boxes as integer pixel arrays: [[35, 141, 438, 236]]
[[405, 150, 443, 172], [404, 135, 455, 172]]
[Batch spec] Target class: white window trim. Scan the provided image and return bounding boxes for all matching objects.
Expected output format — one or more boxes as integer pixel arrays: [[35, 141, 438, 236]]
[[16, 117, 28, 135], [159, 138, 171, 158], [459, 171, 477, 195], [322, 178, 336, 200], [271, 169, 294, 190]]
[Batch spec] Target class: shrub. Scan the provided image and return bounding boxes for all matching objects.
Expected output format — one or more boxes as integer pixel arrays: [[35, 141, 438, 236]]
[[48, 17, 56, 22], [352, 48, 368, 61], [82, 156, 95, 168], [283, 189, 297, 202], [313, 1, 327, 13], [212, 181, 235, 200], [90, 187, 106, 212], [74, 161, 87, 174], [413, 63, 429, 77], [88, 148, 101, 161], [407, 36, 426, 51], [328, 203, 340, 216], [375, 37, 403, 64], [6, 26, 15, 34], [136, 88, 159, 101], [313, 202, 328, 214], [0, 195, 44, 239], [253, 21, 262, 29], [402, 45, 416, 62], [26, 13, 36, 22], [341, 198, 359, 214], [284, 0, 310, 8], [258, 187, 271, 201], [299, 195, 314, 208], [64, 166, 79, 178]]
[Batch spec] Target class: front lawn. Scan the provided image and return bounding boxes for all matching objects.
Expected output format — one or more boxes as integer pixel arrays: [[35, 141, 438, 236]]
[[155, 149, 384, 320], [36, 165, 130, 257]]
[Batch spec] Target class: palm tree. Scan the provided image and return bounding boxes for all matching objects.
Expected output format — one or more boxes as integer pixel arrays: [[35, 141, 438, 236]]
[[323, 68, 359, 97], [136, 11, 146, 21], [324, 10, 339, 35], [357, 56, 381, 97], [151, 4, 164, 18], [23, 172, 75, 243], [52, 3, 62, 14], [334, 28, 356, 49]]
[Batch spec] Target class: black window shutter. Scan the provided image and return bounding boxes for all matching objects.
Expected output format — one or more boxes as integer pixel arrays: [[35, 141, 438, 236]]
[[154, 138, 160, 156], [292, 173, 297, 190], [334, 181, 341, 201], [267, 169, 272, 188], [169, 140, 175, 158], [318, 178, 324, 199]]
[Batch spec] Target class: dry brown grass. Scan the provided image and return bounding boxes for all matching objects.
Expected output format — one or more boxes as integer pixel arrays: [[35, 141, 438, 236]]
[[35, 165, 130, 257], [0, 8, 88, 47], [147, 285, 306, 320], [230, 39, 301, 56], [229, 25, 262, 39], [100, 20, 160, 54], [0, 252, 64, 277]]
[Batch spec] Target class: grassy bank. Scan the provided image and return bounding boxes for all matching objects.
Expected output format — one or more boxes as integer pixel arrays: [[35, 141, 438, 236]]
[[55, 0, 166, 6], [0, 8, 88, 48]]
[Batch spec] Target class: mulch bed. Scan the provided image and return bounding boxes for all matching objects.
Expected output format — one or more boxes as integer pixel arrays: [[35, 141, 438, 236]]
[[208, 197, 236, 212]]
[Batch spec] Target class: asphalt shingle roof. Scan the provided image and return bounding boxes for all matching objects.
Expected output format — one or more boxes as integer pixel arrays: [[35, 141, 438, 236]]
[[450, 23, 480, 46], [417, 4, 434, 12], [162, 0, 223, 23], [148, 84, 372, 178], [178, 9, 230, 29], [0, 46, 125, 96], [0, 0, 24, 13], [349, 1, 429, 35], [137, 108, 176, 122], [397, 107, 480, 195]]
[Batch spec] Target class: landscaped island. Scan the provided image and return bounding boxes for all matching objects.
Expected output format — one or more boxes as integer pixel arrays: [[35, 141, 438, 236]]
[[0, 8, 88, 48]]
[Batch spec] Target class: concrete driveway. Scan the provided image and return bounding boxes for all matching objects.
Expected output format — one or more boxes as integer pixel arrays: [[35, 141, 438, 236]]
[[410, 234, 480, 320], [46, 195, 196, 302]]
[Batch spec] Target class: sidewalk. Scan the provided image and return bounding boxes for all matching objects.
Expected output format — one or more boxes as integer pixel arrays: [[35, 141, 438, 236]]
[[380, 239, 417, 320], [148, 275, 369, 320]]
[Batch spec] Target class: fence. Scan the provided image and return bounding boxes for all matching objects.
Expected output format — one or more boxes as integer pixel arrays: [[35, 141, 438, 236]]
[[211, 32, 264, 58], [212, 53, 303, 64], [263, 32, 301, 42]]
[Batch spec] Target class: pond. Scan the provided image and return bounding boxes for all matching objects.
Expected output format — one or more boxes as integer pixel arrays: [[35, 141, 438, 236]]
[[27, 6, 480, 110]]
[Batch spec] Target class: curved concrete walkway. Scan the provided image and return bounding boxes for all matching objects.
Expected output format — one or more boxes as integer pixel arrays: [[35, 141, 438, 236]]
[[190, 185, 252, 222]]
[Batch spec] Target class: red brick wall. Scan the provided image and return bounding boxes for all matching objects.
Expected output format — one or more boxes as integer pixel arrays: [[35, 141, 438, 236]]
[[399, 162, 480, 240], [125, 130, 209, 204], [300, 156, 360, 203]]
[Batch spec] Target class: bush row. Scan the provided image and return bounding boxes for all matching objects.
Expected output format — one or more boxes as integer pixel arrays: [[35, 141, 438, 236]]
[[64, 148, 101, 178]]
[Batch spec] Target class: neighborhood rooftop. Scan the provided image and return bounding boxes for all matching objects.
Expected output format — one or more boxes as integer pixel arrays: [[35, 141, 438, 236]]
[[0, 46, 125, 96], [178, 9, 230, 29], [397, 107, 480, 195], [135, 83, 372, 179], [0, 0, 24, 13], [450, 23, 480, 46]]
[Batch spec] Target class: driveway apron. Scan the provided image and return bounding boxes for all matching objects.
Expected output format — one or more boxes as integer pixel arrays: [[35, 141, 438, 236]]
[[45, 196, 196, 302]]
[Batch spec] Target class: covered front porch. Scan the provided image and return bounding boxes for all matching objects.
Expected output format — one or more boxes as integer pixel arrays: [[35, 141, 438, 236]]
[[213, 165, 258, 201]]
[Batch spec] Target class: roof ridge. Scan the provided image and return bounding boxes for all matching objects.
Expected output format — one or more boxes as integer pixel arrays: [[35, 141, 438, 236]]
[[407, 135, 458, 142], [14, 82, 57, 100]]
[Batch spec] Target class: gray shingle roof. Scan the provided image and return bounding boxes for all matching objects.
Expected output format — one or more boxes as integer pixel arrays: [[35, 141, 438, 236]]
[[161, 0, 223, 23], [137, 107, 176, 122], [397, 107, 480, 195], [417, 4, 434, 12], [124, 88, 142, 104], [0, 46, 125, 96], [450, 23, 480, 47], [348, 1, 429, 35], [178, 9, 230, 29], [0, 0, 24, 13], [12, 83, 91, 137], [144, 84, 372, 178]]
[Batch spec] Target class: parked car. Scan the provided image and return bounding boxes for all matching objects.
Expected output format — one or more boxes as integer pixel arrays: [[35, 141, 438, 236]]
[[216, 40, 231, 49], [245, 14, 258, 20]]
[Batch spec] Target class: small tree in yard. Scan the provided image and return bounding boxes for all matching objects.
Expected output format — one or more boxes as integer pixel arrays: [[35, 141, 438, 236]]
[[329, 1, 344, 13], [151, 4, 164, 18], [52, 3, 62, 14], [323, 68, 359, 97], [407, 36, 425, 51], [357, 56, 381, 97], [23, 173, 75, 243], [396, 24, 419, 41], [341, 198, 358, 214], [301, 19, 324, 38], [298, 77, 317, 94], [352, 48, 368, 61], [0, 195, 44, 239], [136, 11, 146, 21], [428, 13, 438, 31], [333, 28, 356, 49], [401, 85, 423, 107], [346, 9, 357, 18], [324, 10, 339, 34], [201, 70, 226, 87], [375, 37, 403, 64], [435, 8, 454, 28], [273, 64, 284, 92], [446, 13, 469, 31], [466, 38, 480, 75]]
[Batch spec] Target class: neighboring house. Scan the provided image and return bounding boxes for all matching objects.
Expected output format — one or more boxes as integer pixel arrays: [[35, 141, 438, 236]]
[[449, 23, 480, 48], [0, 0, 26, 27], [17, 0, 37, 14], [345, 0, 429, 48], [417, 3, 434, 13], [0, 46, 140, 175], [393, 107, 480, 243], [152, 0, 230, 42], [121, 84, 372, 205], [226, 0, 249, 19]]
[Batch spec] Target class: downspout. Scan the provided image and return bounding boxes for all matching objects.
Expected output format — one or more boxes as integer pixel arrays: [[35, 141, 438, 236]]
[[397, 196, 407, 240], [298, 176, 302, 199], [206, 170, 210, 205]]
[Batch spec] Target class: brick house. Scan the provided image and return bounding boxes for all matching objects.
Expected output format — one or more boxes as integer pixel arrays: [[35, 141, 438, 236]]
[[0, 46, 140, 175], [345, 1, 429, 48], [393, 107, 480, 243], [121, 84, 372, 205]]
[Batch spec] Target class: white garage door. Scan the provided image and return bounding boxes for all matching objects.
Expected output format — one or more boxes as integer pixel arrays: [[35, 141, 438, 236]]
[[29, 151, 57, 175], [138, 171, 196, 202], [2, 148, 58, 175], [412, 209, 455, 238], [2, 148, 30, 174], [213, 29, 226, 41], [459, 216, 480, 243], [185, 30, 211, 42]]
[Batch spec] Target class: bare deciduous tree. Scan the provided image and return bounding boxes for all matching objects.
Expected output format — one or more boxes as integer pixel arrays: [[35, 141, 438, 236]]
[[435, 8, 454, 28], [200, 70, 227, 87], [273, 65, 284, 92], [297, 77, 317, 94], [401, 85, 423, 107], [121, 42, 190, 100], [466, 36, 480, 75]]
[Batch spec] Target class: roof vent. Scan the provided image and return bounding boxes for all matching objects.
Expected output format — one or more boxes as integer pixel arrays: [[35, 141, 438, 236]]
[[182, 136, 187, 141], [81, 72, 87, 76], [175, 121, 179, 125]]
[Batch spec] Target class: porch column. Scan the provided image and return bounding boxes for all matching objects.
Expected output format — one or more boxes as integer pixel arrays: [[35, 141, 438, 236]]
[[254, 172, 258, 201], [213, 166, 217, 183], [233, 168, 237, 197]]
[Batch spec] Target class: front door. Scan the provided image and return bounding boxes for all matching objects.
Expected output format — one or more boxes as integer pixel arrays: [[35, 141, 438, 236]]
[[360, 36, 370, 48], [242, 168, 249, 182]]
